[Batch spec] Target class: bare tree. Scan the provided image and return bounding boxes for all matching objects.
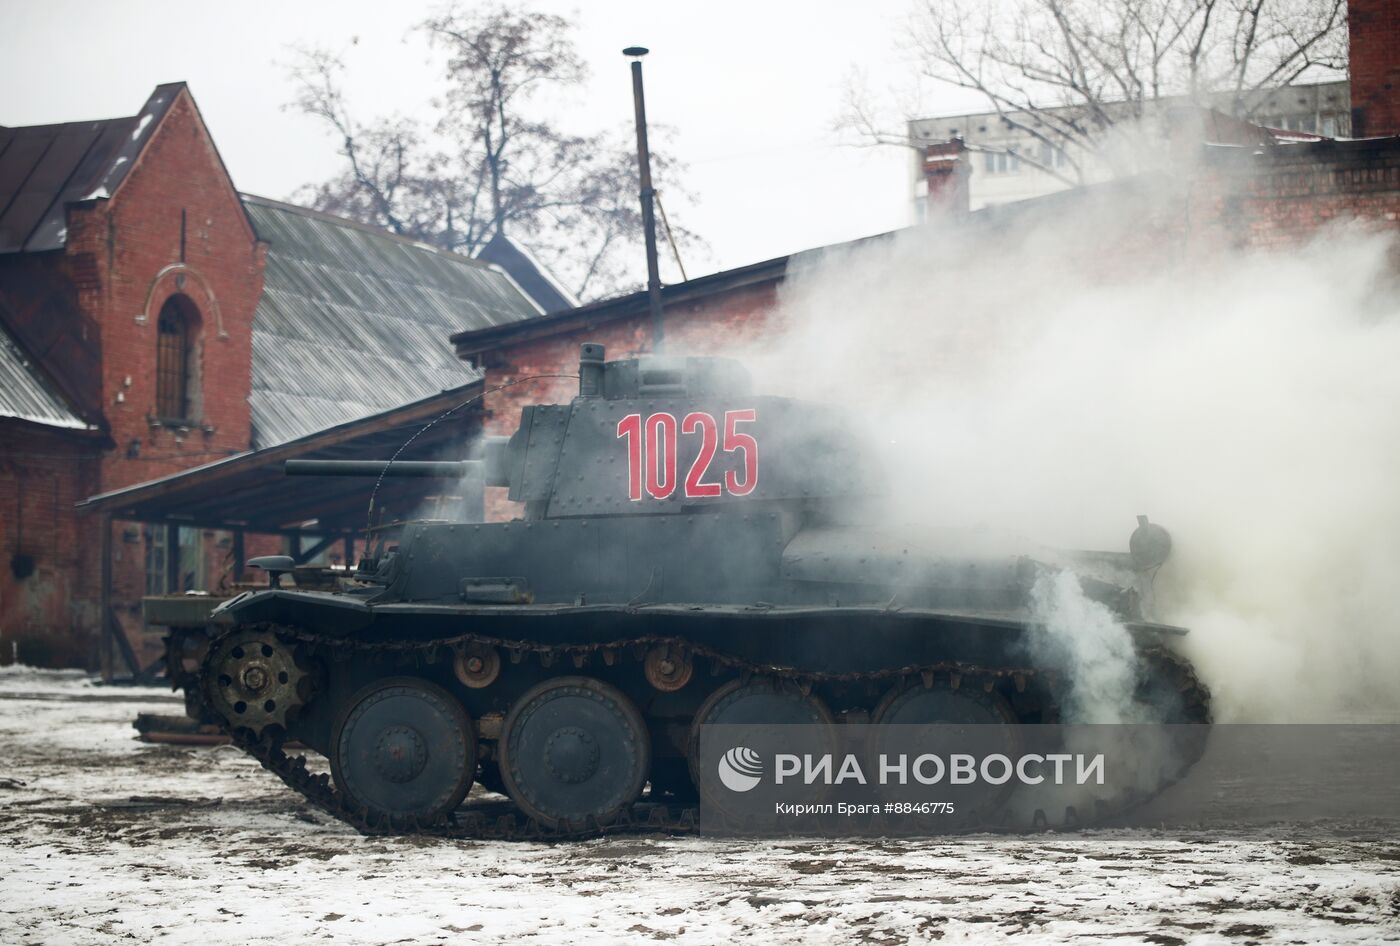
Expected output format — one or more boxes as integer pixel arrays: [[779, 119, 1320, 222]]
[[288, 49, 453, 239], [287, 6, 698, 300], [847, 0, 1346, 181]]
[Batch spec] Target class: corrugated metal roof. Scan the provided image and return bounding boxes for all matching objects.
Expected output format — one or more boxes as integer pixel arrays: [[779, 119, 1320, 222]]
[[243, 195, 542, 448], [0, 84, 181, 254], [0, 324, 87, 429]]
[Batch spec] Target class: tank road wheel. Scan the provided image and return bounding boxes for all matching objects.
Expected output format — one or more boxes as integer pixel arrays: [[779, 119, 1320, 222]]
[[330, 677, 476, 825], [498, 677, 650, 829], [872, 680, 1020, 729], [687, 678, 837, 821], [871, 680, 1023, 826], [205, 628, 312, 736]]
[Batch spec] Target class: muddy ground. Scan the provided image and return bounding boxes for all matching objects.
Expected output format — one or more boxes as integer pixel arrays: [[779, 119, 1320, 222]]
[[1, 667, 1398, 945]]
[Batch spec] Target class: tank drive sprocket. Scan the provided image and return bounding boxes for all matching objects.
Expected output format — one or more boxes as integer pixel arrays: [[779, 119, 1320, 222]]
[[204, 628, 314, 736]]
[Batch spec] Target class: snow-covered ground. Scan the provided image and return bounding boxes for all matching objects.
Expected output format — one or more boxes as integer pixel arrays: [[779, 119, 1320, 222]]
[[2, 666, 1398, 945]]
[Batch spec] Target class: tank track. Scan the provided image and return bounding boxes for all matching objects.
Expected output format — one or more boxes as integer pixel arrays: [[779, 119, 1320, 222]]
[[196, 621, 1211, 841]]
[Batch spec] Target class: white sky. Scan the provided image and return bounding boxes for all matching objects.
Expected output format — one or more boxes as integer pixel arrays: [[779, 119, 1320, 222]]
[[0, 0, 986, 279]]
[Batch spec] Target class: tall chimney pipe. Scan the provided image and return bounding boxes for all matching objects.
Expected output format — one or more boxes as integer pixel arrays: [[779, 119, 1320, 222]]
[[624, 46, 665, 351], [1348, 0, 1400, 138]]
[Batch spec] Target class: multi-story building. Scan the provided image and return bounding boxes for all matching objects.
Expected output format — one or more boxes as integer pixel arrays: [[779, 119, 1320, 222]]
[[907, 80, 1353, 214]]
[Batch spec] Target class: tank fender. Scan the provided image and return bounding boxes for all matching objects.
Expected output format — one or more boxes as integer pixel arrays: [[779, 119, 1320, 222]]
[[211, 589, 374, 635]]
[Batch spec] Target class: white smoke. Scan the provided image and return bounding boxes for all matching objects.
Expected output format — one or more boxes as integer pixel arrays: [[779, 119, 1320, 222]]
[[1028, 568, 1147, 724], [747, 187, 1400, 724]]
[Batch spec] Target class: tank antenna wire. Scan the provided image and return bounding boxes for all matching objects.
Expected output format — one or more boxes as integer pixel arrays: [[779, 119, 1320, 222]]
[[654, 191, 688, 283], [364, 374, 580, 543]]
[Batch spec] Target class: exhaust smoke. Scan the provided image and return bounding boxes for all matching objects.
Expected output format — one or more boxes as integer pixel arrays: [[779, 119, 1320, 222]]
[[748, 186, 1400, 723], [1028, 568, 1146, 724]]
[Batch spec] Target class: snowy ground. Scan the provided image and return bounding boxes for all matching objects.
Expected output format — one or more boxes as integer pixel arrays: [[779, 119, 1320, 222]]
[[2, 667, 1398, 945]]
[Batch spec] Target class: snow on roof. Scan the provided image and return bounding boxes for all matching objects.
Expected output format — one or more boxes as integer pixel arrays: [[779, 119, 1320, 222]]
[[0, 84, 180, 254]]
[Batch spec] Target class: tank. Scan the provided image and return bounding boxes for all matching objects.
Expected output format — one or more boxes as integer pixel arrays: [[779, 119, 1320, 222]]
[[184, 343, 1209, 838]]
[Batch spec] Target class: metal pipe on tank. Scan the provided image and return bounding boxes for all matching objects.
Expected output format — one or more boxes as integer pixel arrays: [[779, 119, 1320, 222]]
[[624, 46, 664, 352], [579, 343, 606, 397]]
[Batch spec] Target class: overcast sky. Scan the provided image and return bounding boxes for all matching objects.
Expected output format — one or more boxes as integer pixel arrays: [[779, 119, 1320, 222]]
[[0, 0, 987, 279]]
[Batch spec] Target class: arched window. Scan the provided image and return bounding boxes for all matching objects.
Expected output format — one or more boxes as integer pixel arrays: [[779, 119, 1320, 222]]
[[155, 296, 195, 420]]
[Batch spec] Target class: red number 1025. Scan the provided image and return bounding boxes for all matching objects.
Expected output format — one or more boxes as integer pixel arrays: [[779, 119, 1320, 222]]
[[616, 409, 758, 501]]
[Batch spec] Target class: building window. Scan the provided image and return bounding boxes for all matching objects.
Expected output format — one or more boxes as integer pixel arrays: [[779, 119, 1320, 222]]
[[983, 150, 1021, 174], [144, 526, 168, 595], [155, 296, 197, 420], [1039, 141, 1068, 169], [144, 525, 208, 594]]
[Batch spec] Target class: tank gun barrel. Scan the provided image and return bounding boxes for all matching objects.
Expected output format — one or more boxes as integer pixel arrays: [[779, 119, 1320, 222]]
[[284, 459, 480, 478]]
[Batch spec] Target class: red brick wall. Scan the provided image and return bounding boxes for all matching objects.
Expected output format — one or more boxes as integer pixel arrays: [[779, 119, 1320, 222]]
[[73, 90, 265, 630], [0, 88, 265, 667], [1191, 141, 1400, 250], [73, 89, 264, 493], [1350, 0, 1400, 138], [0, 424, 103, 666]]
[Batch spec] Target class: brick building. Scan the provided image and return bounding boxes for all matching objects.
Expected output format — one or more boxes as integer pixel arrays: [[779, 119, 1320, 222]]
[[0, 85, 541, 667], [450, 0, 1400, 522]]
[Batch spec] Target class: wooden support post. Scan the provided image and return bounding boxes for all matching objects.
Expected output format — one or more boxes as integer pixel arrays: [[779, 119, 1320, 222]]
[[344, 535, 355, 569], [108, 605, 141, 678], [100, 514, 113, 681], [232, 529, 245, 583], [292, 533, 336, 565], [164, 523, 179, 593]]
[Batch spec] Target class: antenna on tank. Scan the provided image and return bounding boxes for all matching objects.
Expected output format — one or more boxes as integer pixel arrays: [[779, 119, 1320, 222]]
[[624, 45, 664, 352]]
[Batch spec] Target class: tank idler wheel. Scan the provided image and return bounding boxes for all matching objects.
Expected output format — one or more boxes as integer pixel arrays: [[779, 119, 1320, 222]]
[[498, 677, 650, 828], [205, 628, 312, 736], [454, 642, 501, 689], [870, 679, 1023, 826], [687, 678, 838, 821], [331, 677, 476, 824], [644, 644, 693, 691]]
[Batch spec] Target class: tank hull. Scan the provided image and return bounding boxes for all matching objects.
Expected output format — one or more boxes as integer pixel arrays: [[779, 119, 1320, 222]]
[[187, 592, 1207, 838], [178, 346, 1211, 837]]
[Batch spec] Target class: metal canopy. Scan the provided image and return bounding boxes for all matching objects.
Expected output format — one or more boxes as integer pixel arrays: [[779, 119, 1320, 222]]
[[77, 382, 486, 536]]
